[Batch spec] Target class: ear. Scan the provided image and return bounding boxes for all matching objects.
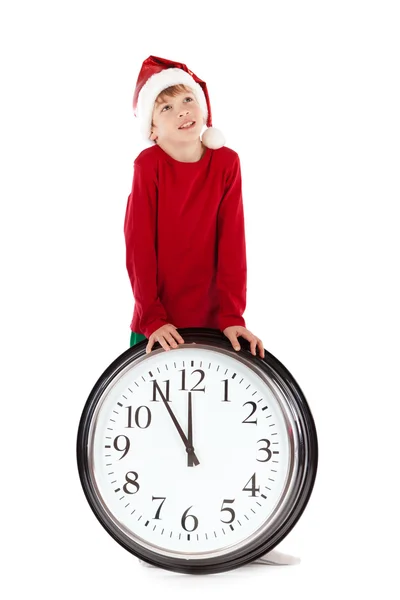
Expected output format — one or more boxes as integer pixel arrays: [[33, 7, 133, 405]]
[[149, 126, 158, 142]]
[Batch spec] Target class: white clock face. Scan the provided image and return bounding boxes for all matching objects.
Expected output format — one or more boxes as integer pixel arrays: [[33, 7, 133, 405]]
[[89, 345, 297, 559]]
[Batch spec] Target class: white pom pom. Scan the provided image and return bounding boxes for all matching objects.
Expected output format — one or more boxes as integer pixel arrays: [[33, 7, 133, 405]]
[[201, 127, 225, 149]]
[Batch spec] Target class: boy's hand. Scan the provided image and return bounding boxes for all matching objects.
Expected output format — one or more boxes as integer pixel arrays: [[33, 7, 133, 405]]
[[146, 324, 185, 354], [222, 326, 265, 358]]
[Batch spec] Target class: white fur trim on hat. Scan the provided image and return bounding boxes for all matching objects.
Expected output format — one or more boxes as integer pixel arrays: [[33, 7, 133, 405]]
[[201, 127, 225, 150], [137, 68, 208, 141]]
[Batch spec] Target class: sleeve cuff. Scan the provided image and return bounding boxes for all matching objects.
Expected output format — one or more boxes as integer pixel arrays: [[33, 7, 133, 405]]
[[218, 316, 246, 332], [142, 319, 170, 340]]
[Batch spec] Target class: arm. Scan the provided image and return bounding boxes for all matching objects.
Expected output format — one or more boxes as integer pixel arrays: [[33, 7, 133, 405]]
[[216, 154, 247, 332], [124, 161, 169, 339]]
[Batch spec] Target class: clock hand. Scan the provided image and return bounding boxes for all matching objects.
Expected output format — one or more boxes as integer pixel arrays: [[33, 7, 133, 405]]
[[160, 395, 200, 466], [187, 392, 199, 467]]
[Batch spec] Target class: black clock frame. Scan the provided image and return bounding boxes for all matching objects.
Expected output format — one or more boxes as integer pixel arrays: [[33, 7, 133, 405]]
[[77, 327, 318, 575]]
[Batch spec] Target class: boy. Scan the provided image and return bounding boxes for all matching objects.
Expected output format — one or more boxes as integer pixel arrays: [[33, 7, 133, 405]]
[[125, 55, 264, 359]]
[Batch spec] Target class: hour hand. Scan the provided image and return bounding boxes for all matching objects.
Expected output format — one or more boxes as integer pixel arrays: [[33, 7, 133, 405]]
[[187, 392, 199, 467]]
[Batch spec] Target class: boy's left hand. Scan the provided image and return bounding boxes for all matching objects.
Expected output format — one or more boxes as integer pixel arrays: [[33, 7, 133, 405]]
[[222, 326, 265, 358]]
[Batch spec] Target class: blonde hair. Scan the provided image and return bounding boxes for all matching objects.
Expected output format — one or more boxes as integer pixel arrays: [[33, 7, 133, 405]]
[[154, 83, 194, 108]]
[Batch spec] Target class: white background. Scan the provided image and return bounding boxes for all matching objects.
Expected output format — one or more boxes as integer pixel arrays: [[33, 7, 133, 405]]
[[1, 0, 399, 597]]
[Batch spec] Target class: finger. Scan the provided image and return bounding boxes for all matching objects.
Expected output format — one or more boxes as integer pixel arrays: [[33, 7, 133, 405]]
[[165, 333, 178, 349], [241, 334, 257, 355], [230, 332, 247, 351], [173, 332, 185, 344], [170, 327, 185, 344], [146, 340, 153, 354], [250, 338, 264, 358], [158, 336, 171, 352], [230, 336, 240, 351], [236, 331, 257, 354]]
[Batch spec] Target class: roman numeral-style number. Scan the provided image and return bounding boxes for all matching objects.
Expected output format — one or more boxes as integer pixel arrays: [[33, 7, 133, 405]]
[[149, 498, 238, 527], [257, 438, 272, 462], [181, 506, 199, 532], [123, 471, 140, 494], [152, 496, 166, 520], [179, 369, 206, 392], [243, 473, 260, 497], [221, 379, 230, 402], [242, 401, 258, 424], [125, 405, 152, 428], [148, 370, 212, 405], [151, 379, 171, 403], [220, 499, 236, 524], [113, 434, 130, 459]]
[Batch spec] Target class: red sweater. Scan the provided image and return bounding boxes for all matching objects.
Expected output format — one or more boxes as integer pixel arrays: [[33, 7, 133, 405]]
[[124, 143, 247, 339]]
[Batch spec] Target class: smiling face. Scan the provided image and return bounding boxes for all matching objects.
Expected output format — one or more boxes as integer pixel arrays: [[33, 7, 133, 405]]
[[149, 85, 206, 145]]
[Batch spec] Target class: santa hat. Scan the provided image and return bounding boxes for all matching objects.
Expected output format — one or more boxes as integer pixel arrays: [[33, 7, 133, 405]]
[[132, 55, 225, 149]]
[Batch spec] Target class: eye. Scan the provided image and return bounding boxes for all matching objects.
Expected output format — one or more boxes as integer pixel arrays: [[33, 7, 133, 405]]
[[161, 96, 193, 112]]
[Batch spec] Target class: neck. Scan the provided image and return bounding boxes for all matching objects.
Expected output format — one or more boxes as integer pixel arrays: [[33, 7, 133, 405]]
[[156, 139, 206, 163]]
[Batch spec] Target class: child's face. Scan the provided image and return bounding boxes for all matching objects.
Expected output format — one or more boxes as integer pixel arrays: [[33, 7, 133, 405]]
[[150, 89, 206, 144]]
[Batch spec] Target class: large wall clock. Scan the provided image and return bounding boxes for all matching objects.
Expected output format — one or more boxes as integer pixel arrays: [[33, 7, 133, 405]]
[[77, 327, 318, 574]]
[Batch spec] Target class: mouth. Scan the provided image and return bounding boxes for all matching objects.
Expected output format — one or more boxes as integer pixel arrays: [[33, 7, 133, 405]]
[[178, 121, 196, 130]]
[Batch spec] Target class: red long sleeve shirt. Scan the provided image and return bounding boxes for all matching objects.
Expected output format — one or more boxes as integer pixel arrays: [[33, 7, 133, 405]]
[[124, 143, 247, 339]]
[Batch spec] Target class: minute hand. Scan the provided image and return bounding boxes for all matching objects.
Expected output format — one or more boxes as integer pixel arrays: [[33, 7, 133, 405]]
[[160, 396, 200, 465]]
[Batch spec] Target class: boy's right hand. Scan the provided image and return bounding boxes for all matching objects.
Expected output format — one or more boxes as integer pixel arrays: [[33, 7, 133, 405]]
[[146, 324, 185, 354]]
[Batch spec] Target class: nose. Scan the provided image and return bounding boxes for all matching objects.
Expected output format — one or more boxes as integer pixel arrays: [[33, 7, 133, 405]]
[[178, 108, 190, 117]]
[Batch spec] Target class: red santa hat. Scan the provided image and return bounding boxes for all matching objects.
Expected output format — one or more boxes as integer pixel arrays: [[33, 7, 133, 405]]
[[132, 55, 225, 149]]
